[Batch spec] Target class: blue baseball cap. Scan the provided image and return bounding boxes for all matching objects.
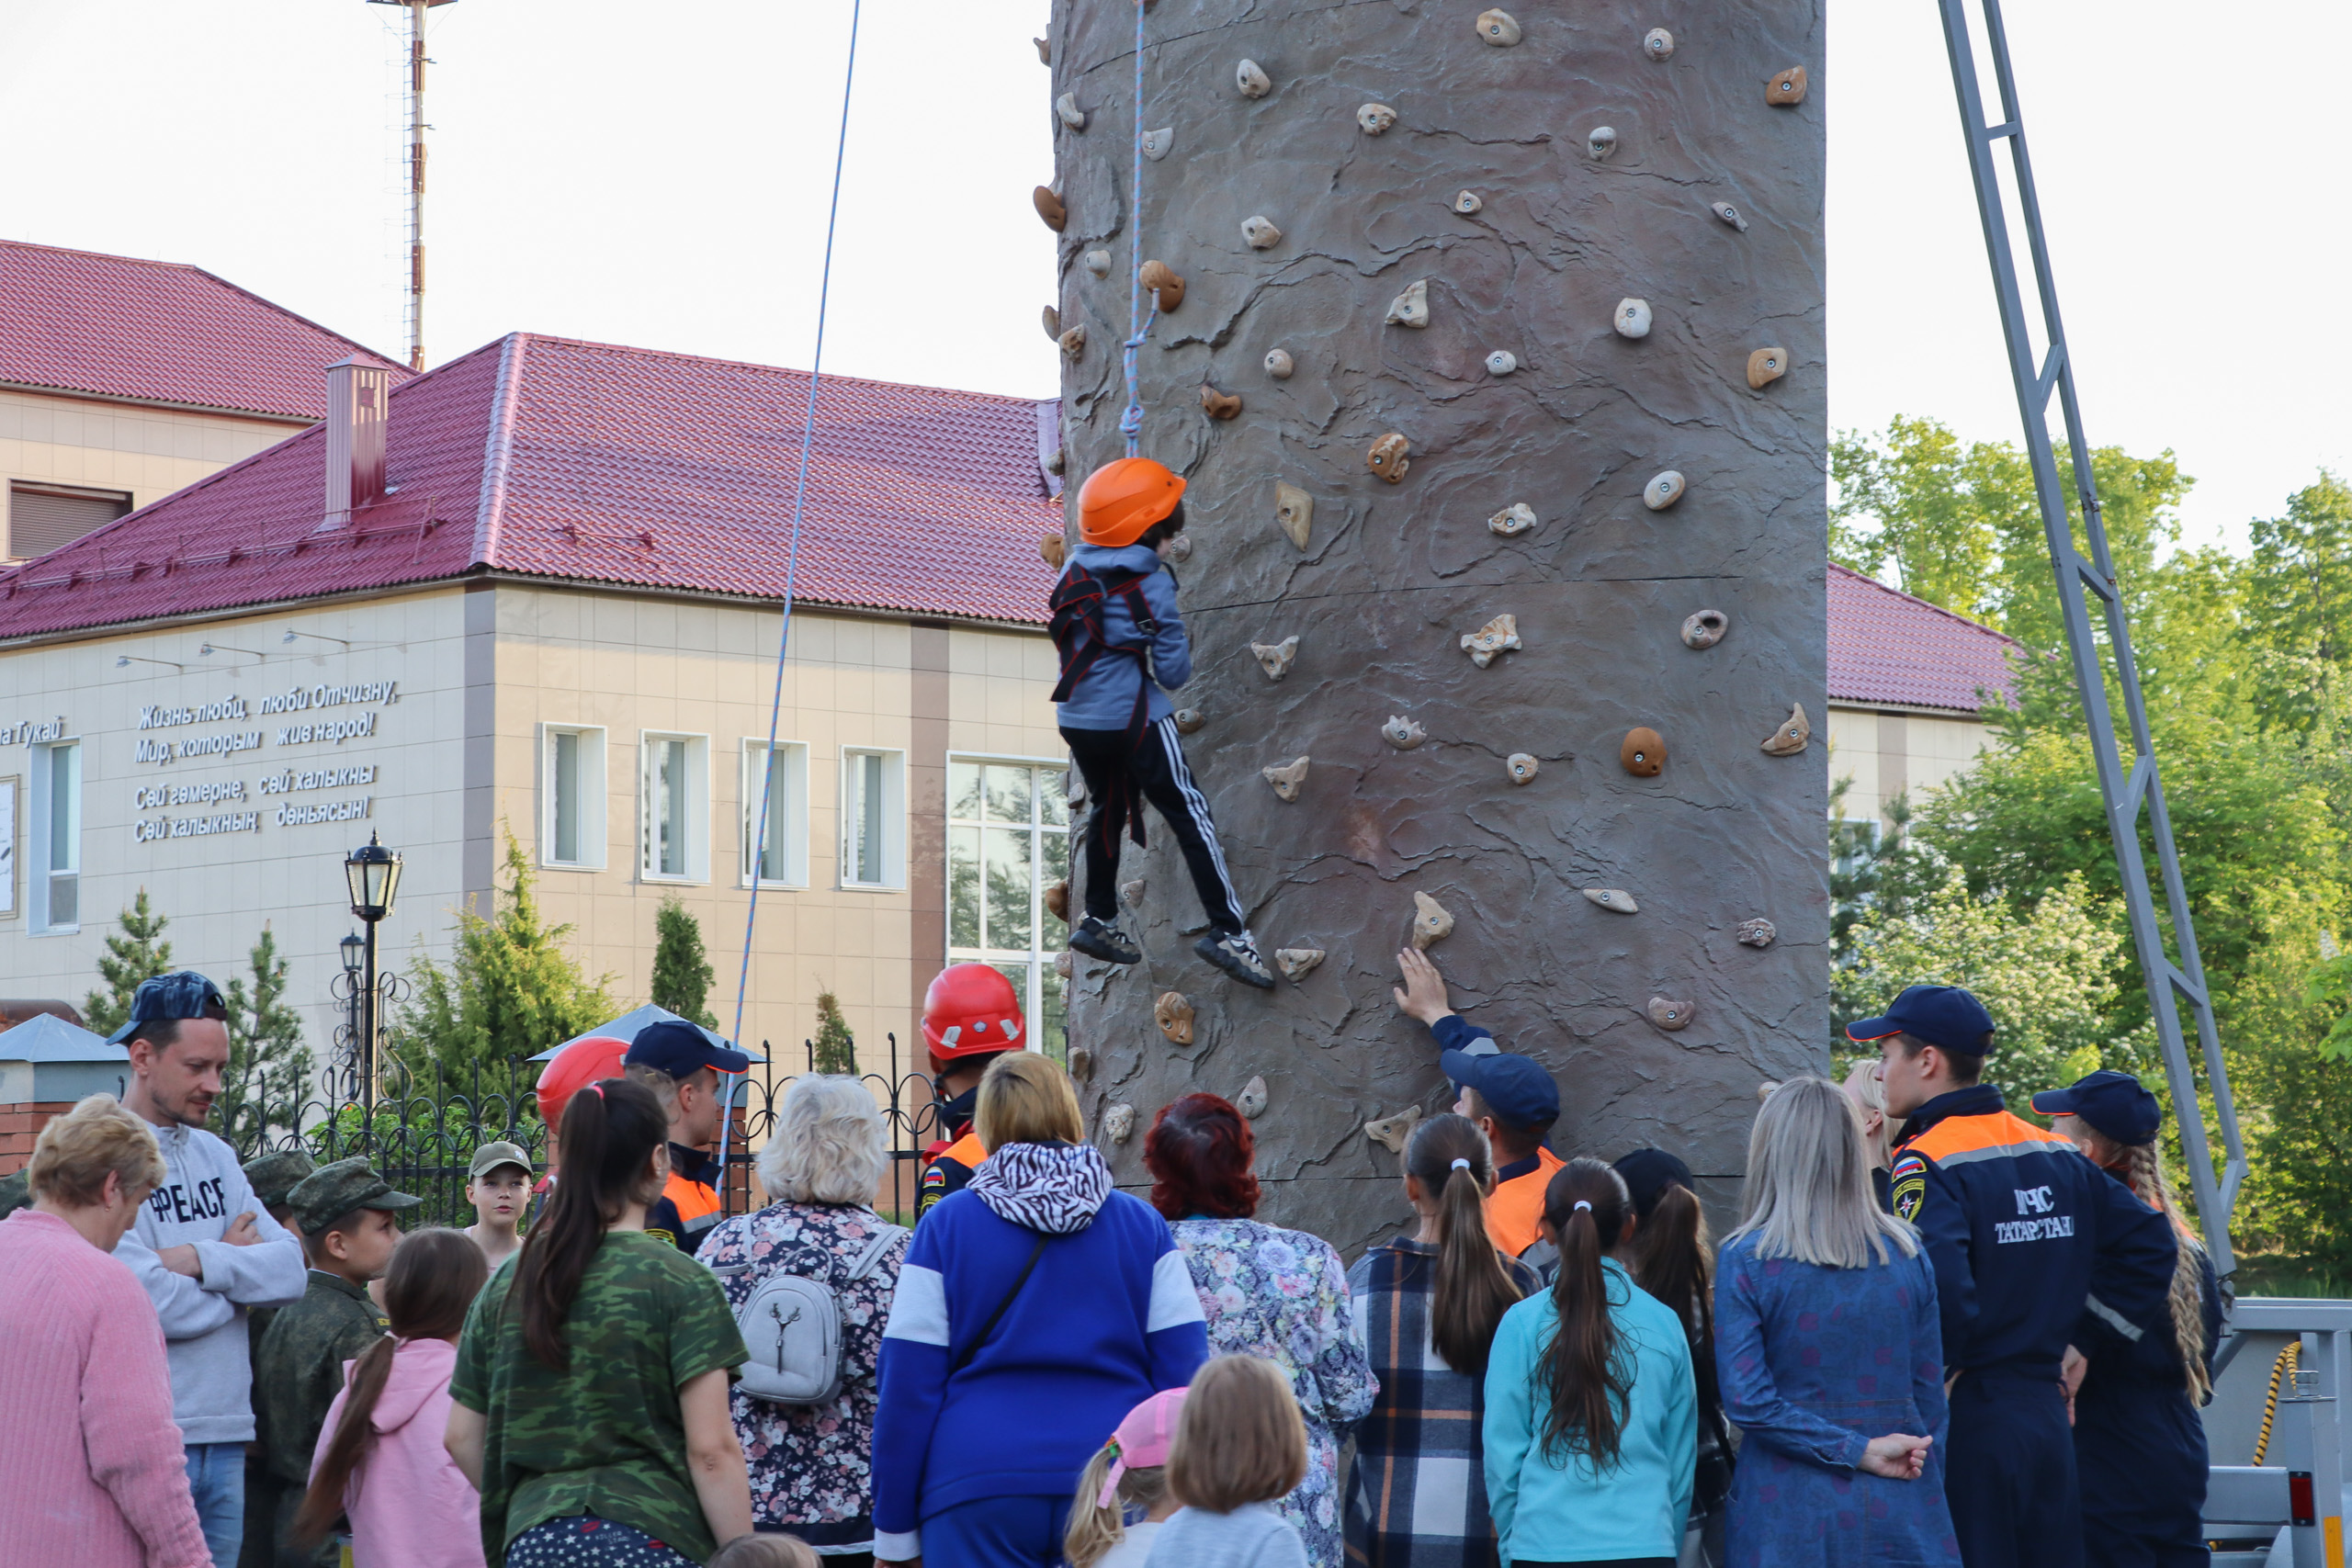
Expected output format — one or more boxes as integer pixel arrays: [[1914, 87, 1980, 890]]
[[1846, 984, 1996, 1057], [1440, 1048, 1560, 1131], [2031, 1070, 2160, 1145], [107, 970, 227, 1045], [623, 1019, 752, 1077]]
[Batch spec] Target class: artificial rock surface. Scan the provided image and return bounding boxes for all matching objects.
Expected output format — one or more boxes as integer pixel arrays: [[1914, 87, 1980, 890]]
[[1047, 0, 1827, 1255]]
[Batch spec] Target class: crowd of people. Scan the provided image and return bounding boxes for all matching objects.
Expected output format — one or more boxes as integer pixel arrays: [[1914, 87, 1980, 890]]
[[0, 954, 2220, 1568]]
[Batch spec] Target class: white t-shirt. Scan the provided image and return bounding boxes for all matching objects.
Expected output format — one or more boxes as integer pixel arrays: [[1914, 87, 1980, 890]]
[[1100, 1519, 1165, 1568]]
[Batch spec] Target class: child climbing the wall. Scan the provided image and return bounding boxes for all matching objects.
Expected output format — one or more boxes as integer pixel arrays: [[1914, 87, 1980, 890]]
[[1053, 457, 1274, 989]]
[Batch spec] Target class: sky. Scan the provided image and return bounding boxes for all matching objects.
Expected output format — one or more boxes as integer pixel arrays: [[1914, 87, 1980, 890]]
[[3, 0, 2346, 556]]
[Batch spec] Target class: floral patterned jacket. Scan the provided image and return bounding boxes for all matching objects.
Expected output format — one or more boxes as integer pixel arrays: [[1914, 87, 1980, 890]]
[[697, 1202, 908, 1548], [1172, 1216, 1379, 1568]]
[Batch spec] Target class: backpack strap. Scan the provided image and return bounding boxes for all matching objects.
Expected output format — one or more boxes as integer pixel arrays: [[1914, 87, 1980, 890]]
[[949, 1233, 1051, 1377], [843, 1219, 908, 1286]]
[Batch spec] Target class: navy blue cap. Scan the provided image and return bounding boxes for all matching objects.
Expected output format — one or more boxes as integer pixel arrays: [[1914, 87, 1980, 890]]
[[1440, 1049, 1560, 1131], [623, 1019, 752, 1077], [1612, 1148, 1691, 1220], [1846, 984, 1996, 1056], [2031, 1070, 2160, 1145], [107, 970, 226, 1045]]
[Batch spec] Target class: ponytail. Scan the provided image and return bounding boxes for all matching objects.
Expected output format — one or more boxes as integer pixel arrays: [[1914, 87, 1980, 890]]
[[1406, 1113, 1524, 1376], [514, 1076, 668, 1371], [1626, 1179, 1713, 1368], [1063, 1443, 1170, 1568], [1538, 1157, 1634, 1469], [2122, 1140, 2212, 1403]]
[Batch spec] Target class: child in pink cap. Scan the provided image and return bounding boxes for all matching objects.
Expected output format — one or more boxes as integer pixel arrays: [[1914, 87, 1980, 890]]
[[1066, 1388, 1189, 1568]]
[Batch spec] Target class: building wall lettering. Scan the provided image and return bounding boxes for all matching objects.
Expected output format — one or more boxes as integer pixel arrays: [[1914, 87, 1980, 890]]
[[256, 680, 399, 715], [273, 712, 377, 747], [139, 696, 250, 730], [273, 795, 372, 827], [135, 779, 248, 810], [132, 809, 262, 842], [1, 716, 67, 746], [258, 764, 378, 795]]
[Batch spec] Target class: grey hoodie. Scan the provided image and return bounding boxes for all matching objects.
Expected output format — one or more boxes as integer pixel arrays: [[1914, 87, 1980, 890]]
[[113, 1121, 307, 1445]]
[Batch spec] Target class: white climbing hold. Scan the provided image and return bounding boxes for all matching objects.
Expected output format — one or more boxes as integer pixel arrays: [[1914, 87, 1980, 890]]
[[1385, 280, 1430, 329], [1583, 887, 1639, 914], [1273, 484, 1313, 550], [1261, 756, 1310, 802], [1506, 753, 1540, 785], [1381, 716, 1428, 750], [1142, 127, 1173, 161], [1453, 189, 1484, 214], [1235, 1076, 1269, 1119], [1644, 470, 1687, 511], [1459, 614, 1522, 669], [1274, 949, 1326, 981], [1084, 249, 1112, 278], [1644, 27, 1675, 60], [1488, 502, 1537, 536], [1364, 1106, 1420, 1154], [1236, 59, 1272, 98], [1241, 215, 1283, 250], [1711, 200, 1749, 232], [1055, 94, 1088, 130], [1615, 298, 1653, 338], [1250, 637, 1300, 680], [1263, 347, 1295, 379], [1589, 126, 1619, 161], [1485, 350, 1519, 376], [1476, 9, 1521, 46], [1103, 1102, 1136, 1142]]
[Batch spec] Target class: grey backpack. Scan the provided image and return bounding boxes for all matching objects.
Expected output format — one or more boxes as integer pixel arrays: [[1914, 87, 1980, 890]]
[[716, 1220, 906, 1406]]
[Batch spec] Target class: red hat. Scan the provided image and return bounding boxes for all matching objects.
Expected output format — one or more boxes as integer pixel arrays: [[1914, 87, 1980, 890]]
[[537, 1035, 628, 1128], [922, 963, 1025, 1060]]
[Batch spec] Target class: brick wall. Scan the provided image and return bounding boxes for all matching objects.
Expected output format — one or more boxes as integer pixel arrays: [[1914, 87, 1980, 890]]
[[0, 1101, 75, 1173]]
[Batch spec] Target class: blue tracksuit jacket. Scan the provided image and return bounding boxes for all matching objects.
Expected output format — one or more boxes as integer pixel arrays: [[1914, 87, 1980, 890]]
[[1055, 542, 1191, 730]]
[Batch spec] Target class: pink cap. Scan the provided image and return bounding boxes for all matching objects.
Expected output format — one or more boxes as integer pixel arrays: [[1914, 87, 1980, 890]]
[[1097, 1388, 1189, 1509]]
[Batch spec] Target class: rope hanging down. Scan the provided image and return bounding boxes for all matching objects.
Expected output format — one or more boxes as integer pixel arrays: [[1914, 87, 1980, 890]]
[[1121, 0, 1157, 457]]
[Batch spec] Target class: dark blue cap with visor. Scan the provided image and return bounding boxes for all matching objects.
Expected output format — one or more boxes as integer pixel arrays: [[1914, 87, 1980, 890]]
[[1845, 984, 1996, 1057], [107, 970, 227, 1045]]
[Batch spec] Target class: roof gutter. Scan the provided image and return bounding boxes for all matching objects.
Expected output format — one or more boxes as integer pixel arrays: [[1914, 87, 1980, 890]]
[[0, 378, 318, 426]]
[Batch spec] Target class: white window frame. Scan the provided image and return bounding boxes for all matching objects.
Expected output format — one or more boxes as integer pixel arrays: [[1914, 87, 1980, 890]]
[[540, 724, 608, 871], [639, 731, 710, 884], [741, 739, 810, 888], [944, 752, 1071, 1053], [29, 739, 80, 934], [838, 747, 906, 891]]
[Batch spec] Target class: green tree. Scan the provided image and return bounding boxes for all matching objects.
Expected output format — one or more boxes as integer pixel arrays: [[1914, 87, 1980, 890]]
[[811, 988, 856, 1076], [84, 889, 173, 1036], [215, 925, 316, 1152], [2245, 471, 2352, 735], [650, 897, 718, 1029]]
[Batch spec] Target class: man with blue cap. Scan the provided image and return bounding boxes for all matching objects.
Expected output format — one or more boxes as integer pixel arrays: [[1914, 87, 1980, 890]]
[[621, 1019, 752, 1252], [1854, 985, 2177, 1568]]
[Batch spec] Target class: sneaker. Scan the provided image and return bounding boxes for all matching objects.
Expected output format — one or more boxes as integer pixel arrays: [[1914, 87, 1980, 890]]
[[1195, 931, 1276, 990], [1069, 916, 1141, 965]]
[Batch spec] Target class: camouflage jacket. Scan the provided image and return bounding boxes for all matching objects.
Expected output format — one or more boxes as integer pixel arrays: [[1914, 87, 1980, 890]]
[[254, 1270, 390, 1487]]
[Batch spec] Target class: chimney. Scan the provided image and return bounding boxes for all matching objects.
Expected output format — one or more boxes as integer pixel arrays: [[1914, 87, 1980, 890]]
[[322, 357, 391, 529]]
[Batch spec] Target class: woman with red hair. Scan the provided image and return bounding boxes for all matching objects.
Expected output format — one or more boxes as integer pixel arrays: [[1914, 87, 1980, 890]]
[[1143, 1094, 1374, 1568]]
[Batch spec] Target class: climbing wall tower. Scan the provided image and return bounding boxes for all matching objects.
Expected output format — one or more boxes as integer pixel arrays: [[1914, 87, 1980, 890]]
[[1044, 0, 1828, 1249]]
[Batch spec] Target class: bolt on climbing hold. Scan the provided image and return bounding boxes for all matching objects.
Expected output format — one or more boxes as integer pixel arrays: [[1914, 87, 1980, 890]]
[[1034, 186, 1068, 231], [1142, 127, 1173, 161], [1138, 260, 1185, 311], [1385, 280, 1430, 329], [1250, 637, 1300, 680], [1084, 249, 1112, 278], [1506, 753, 1540, 785], [1155, 992, 1195, 1045], [1273, 483, 1313, 549], [1059, 326, 1088, 360], [1055, 94, 1088, 130], [1274, 948, 1326, 981], [1711, 200, 1749, 232], [1411, 891, 1455, 950], [1034, 37, 1050, 64], [1589, 127, 1619, 161], [1767, 66, 1809, 106], [1358, 102, 1398, 135], [1103, 1102, 1136, 1142], [1644, 27, 1675, 60], [1747, 346, 1788, 389], [1488, 502, 1537, 537], [1235, 1076, 1269, 1119], [1644, 470, 1687, 511], [1164, 535, 1193, 563], [1263, 347, 1295, 379], [1615, 298, 1653, 338], [1381, 716, 1428, 750], [1680, 609, 1729, 649], [1646, 997, 1695, 1032], [1201, 385, 1243, 420], [1261, 756, 1310, 802], [1241, 215, 1283, 250], [1054, 949, 1075, 980], [1042, 306, 1061, 340], [1453, 189, 1484, 214], [1485, 350, 1519, 376], [1476, 9, 1521, 46], [1460, 613, 1521, 668], [1367, 433, 1411, 483], [1760, 703, 1812, 755], [1621, 726, 1666, 775], [1069, 1043, 1092, 1081], [1041, 535, 1067, 570], [1736, 918, 1778, 948], [1584, 887, 1639, 913], [1236, 59, 1272, 98], [1121, 877, 1148, 907], [1173, 709, 1206, 734], [1364, 1106, 1421, 1154]]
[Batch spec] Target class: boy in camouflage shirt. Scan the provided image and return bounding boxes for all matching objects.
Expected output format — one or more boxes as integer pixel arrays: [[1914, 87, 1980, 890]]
[[236, 1150, 315, 1568]]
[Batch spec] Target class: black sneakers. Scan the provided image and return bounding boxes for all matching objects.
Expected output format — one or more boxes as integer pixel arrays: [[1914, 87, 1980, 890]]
[[1069, 916, 1142, 965], [1195, 931, 1276, 990]]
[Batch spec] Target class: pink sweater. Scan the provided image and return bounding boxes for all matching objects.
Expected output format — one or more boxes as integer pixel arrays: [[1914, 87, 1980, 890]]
[[0, 1209, 211, 1568], [311, 1335, 487, 1568]]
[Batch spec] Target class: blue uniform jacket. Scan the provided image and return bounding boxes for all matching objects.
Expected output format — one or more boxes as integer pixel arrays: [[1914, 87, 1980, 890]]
[[1054, 542, 1190, 730], [1888, 1085, 2177, 1380]]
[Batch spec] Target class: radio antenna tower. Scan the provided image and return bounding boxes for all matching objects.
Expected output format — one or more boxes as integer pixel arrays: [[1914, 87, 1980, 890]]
[[368, 0, 455, 370]]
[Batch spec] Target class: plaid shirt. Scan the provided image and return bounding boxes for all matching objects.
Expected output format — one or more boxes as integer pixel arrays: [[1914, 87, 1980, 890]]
[[1345, 1237, 1541, 1568]]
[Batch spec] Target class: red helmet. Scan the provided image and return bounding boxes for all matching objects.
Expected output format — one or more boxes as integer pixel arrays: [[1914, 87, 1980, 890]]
[[923, 964, 1025, 1060], [536, 1035, 629, 1128]]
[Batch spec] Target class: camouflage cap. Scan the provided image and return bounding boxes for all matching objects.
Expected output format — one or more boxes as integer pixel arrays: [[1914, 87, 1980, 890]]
[[243, 1150, 317, 1210], [0, 1166, 29, 1219], [287, 1156, 422, 1235]]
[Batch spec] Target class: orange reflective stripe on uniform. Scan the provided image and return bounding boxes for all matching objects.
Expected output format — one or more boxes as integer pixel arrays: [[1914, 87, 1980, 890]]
[[1900, 1110, 2068, 1165], [938, 1133, 987, 1172], [664, 1169, 720, 1224], [1485, 1147, 1564, 1258]]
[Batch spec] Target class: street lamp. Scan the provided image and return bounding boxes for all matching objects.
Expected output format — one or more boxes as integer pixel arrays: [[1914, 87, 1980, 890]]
[[339, 931, 365, 1086], [344, 833, 403, 1108]]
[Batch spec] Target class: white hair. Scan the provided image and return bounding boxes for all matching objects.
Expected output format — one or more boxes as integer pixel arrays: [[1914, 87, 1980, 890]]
[[757, 1074, 888, 1206], [1729, 1076, 1919, 1269]]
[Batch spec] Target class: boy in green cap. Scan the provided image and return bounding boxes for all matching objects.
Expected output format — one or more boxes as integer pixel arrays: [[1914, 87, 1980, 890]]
[[237, 1149, 315, 1568], [462, 1141, 533, 1269]]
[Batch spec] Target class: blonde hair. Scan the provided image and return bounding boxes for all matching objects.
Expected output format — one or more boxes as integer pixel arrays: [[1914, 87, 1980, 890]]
[[28, 1094, 166, 1208], [975, 1052, 1083, 1152], [708, 1535, 819, 1568], [622, 1062, 681, 1113], [757, 1075, 888, 1205], [1166, 1356, 1306, 1513], [1842, 1058, 1892, 1167], [2115, 1138, 2212, 1404], [1731, 1077, 1919, 1268], [1064, 1445, 1170, 1568]]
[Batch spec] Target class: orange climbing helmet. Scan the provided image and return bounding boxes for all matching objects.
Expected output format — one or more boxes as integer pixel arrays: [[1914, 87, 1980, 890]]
[[536, 1035, 629, 1129], [1079, 457, 1187, 547], [923, 963, 1026, 1060]]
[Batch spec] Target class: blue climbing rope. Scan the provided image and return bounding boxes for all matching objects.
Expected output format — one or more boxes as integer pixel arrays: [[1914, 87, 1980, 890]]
[[1122, 0, 1154, 457]]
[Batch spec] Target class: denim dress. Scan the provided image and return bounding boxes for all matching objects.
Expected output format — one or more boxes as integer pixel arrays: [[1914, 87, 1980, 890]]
[[1713, 1233, 1961, 1568]]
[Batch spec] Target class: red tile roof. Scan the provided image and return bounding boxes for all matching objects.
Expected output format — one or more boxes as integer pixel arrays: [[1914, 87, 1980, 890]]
[[0, 333, 1063, 637], [0, 239, 410, 421], [1827, 562, 2019, 714]]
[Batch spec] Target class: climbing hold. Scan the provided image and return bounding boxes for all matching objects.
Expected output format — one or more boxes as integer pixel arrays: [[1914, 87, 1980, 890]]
[[1679, 609, 1729, 649], [1485, 350, 1519, 376], [1121, 877, 1147, 907], [1250, 637, 1300, 680], [1411, 891, 1455, 950], [1164, 535, 1193, 563], [1381, 715, 1428, 750], [1034, 186, 1067, 231], [1273, 484, 1313, 549], [1711, 200, 1749, 232], [1453, 189, 1484, 214], [1644, 27, 1675, 59], [1042, 306, 1061, 340], [1034, 37, 1050, 65], [1201, 385, 1243, 420], [1040, 535, 1067, 570], [1385, 280, 1430, 329], [1084, 249, 1112, 278], [1155, 992, 1196, 1045], [1173, 709, 1205, 734], [1263, 347, 1295, 379], [1045, 446, 1066, 476], [1584, 887, 1639, 914], [1236, 59, 1272, 98], [1235, 1076, 1269, 1119], [1588, 126, 1619, 161], [1767, 65, 1809, 106], [1476, 9, 1521, 46], [1358, 102, 1398, 135], [1488, 502, 1537, 537], [1274, 948, 1326, 981], [1621, 727, 1666, 775], [1142, 127, 1173, 161], [1044, 878, 1070, 922], [1614, 298, 1653, 339], [1103, 1102, 1136, 1143], [1069, 1043, 1092, 1081], [1646, 997, 1696, 1032], [1241, 215, 1283, 250], [1644, 470, 1687, 511], [1760, 703, 1812, 755], [1747, 346, 1788, 389], [1506, 753, 1540, 785], [1364, 1106, 1421, 1155], [1059, 326, 1087, 360], [1459, 613, 1522, 668], [1054, 949, 1075, 980], [1138, 260, 1185, 311], [1055, 94, 1088, 130], [1367, 433, 1411, 483], [1261, 756, 1310, 802], [1736, 918, 1778, 948]]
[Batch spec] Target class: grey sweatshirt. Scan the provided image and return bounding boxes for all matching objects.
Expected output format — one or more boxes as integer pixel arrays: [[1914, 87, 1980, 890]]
[[113, 1121, 307, 1445], [1144, 1504, 1308, 1568]]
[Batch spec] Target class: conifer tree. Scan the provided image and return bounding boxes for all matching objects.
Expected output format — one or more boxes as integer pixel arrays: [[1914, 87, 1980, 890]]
[[216, 925, 316, 1151], [811, 988, 856, 1076], [84, 890, 173, 1036], [650, 897, 719, 1029]]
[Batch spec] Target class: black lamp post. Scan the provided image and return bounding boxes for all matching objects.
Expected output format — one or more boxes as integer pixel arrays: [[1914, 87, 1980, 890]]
[[344, 833, 402, 1109], [338, 931, 365, 1086]]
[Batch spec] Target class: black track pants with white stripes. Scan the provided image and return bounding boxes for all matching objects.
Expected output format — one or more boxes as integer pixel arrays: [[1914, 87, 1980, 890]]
[[1062, 718, 1246, 934]]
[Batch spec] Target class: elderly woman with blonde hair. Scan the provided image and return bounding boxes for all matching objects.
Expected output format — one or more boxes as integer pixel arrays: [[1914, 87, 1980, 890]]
[[697, 1074, 908, 1564]]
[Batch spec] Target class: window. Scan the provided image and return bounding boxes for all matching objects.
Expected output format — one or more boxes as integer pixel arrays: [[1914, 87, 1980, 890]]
[[30, 740, 79, 932], [541, 725, 606, 869], [840, 748, 905, 889], [639, 733, 708, 882], [7, 483, 131, 561], [741, 740, 809, 886], [947, 759, 1070, 1060]]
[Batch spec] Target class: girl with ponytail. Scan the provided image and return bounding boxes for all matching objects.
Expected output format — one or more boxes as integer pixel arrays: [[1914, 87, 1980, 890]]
[[1614, 1149, 1732, 1566], [1344, 1113, 1537, 1568], [1483, 1158, 1697, 1568]]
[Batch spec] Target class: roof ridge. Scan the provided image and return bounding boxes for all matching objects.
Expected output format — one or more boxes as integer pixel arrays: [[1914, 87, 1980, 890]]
[[185, 263, 413, 380], [0, 237, 203, 273], [514, 331, 1051, 409], [1827, 560, 2021, 648], [472, 333, 528, 565]]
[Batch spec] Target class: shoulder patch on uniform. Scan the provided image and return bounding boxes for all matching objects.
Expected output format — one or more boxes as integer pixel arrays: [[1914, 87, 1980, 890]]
[[1891, 1169, 1926, 1222], [1892, 1152, 1927, 1179], [646, 1226, 678, 1247]]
